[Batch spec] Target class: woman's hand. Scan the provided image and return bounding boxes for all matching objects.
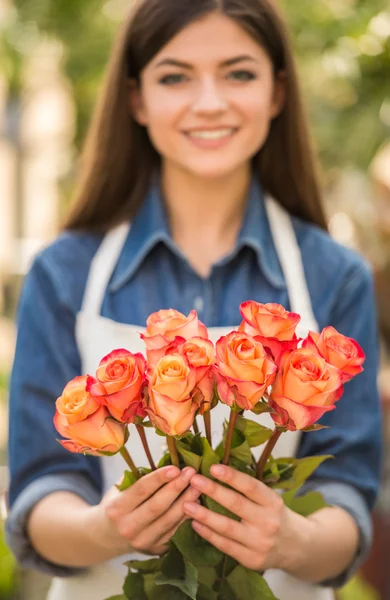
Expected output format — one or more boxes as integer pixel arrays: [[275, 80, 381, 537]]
[[95, 465, 201, 557], [183, 464, 302, 573]]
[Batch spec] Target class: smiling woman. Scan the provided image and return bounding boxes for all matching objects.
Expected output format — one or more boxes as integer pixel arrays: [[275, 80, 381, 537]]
[[5, 1, 381, 600]]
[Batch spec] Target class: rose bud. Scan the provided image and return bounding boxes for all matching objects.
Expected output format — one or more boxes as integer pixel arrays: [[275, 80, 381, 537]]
[[146, 353, 198, 437], [87, 349, 147, 423], [54, 403, 126, 456], [303, 327, 365, 382], [215, 331, 277, 411], [269, 348, 344, 431], [141, 309, 208, 367], [239, 301, 301, 362]]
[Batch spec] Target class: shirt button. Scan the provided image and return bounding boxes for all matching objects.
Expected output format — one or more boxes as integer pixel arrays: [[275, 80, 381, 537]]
[[193, 296, 204, 313]]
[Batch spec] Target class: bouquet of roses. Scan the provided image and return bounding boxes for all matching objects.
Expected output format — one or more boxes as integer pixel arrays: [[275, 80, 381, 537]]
[[54, 301, 365, 600]]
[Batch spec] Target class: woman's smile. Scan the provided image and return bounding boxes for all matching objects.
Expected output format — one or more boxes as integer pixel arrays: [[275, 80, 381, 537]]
[[183, 127, 238, 149]]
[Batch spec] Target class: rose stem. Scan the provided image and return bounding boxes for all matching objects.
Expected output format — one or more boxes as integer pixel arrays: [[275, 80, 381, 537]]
[[136, 424, 156, 471], [222, 409, 239, 466], [167, 436, 180, 468], [193, 418, 200, 435], [203, 411, 212, 446], [256, 428, 282, 481], [119, 446, 141, 479]]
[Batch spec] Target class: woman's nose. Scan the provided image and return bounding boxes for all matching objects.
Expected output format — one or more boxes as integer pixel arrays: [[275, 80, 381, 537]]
[[191, 78, 228, 114]]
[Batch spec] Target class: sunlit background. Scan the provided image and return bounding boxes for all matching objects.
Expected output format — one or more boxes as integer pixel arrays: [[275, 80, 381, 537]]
[[0, 0, 389, 598]]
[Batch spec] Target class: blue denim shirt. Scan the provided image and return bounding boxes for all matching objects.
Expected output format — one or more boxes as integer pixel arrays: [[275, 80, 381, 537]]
[[6, 179, 382, 585]]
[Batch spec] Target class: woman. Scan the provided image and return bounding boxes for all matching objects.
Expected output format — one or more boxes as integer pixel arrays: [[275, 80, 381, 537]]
[[6, 1, 381, 599]]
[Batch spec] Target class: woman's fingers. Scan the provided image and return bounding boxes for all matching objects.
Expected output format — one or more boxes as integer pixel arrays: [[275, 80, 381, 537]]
[[183, 502, 255, 548], [131, 485, 201, 551], [121, 467, 196, 538], [191, 521, 254, 567], [119, 466, 181, 512], [190, 473, 259, 521], [209, 465, 276, 506]]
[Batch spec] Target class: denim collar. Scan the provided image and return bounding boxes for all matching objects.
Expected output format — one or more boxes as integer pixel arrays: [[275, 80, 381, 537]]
[[109, 177, 286, 292]]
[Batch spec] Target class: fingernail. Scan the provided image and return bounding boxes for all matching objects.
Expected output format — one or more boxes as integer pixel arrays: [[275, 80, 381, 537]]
[[184, 502, 199, 515], [191, 475, 207, 490], [181, 467, 196, 483], [211, 465, 226, 479], [166, 467, 180, 479]]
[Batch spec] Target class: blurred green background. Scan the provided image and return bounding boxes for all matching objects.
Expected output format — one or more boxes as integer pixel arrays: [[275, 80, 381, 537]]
[[0, 0, 389, 598]]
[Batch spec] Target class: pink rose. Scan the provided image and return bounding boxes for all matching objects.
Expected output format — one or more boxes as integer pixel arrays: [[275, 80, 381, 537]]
[[269, 348, 344, 431], [303, 327, 365, 382], [87, 349, 147, 423], [54, 381, 126, 455], [215, 331, 277, 411], [146, 354, 198, 437], [141, 309, 208, 367], [239, 301, 300, 362]]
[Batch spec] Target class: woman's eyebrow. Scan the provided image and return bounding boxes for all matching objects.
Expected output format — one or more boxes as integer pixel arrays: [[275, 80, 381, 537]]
[[154, 55, 258, 69]]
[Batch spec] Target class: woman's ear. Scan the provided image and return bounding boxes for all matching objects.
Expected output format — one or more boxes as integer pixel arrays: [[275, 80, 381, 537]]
[[270, 70, 286, 119], [128, 79, 148, 126]]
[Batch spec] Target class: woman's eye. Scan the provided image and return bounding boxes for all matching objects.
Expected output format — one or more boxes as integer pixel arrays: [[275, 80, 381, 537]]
[[159, 73, 187, 85], [227, 70, 257, 82]]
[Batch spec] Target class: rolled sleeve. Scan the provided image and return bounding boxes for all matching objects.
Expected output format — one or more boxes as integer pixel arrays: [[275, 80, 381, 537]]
[[301, 479, 372, 588], [5, 473, 100, 577]]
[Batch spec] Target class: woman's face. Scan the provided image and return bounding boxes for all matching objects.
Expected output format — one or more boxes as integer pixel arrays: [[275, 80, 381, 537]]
[[131, 12, 285, 180]]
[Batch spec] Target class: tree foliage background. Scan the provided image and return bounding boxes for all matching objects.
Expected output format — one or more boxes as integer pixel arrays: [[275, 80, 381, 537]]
[[2, 0, 389, 171]]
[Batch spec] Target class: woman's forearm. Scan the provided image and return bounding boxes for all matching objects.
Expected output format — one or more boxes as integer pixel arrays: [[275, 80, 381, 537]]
[[27, 492, 121, 568], [280, 506, 359, 584]]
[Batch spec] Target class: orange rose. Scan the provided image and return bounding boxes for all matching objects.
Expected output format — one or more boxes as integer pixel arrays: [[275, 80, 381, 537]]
[[146, 353, 198, 437], [141, 309, 208, 366], [180, 337, 216, 414], [56, 376, 100, 425], [239, 301, 300, 362], [87, 349, 147, 423], [269, 348, 344, 431], [54, 403, 126, 456], [303, 327, 365, 382], [215, 331, 277, 411]]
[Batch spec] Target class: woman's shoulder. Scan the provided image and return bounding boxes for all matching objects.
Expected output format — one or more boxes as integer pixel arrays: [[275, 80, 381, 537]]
[[27, 230, 104, 313], [293, 215, 372, 280]]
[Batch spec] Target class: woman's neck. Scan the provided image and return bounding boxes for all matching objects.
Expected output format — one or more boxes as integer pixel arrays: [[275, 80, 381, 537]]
[[161, 163, 251, 278]]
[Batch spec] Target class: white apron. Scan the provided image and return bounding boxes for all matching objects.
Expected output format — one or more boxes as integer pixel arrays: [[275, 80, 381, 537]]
[[47, 197, 334, 600]]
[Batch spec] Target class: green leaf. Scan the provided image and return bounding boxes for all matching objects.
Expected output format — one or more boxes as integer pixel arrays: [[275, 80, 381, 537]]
[[155, 557, 198, 600], [301, 424, 330, 432], [158, 452, 172, 468], [204, 496, 239, 521], [105, 595, 127, 600], [148, 585, 190, 600], [123, 571, 147, 599], [227, 566, 277, 600], [197, 567, 218, 588], [217, 579, 237, 600], [201, 438, 221, 478], [191, 433, 204, 456], [176, 442, 202, 471], [172, 520, 224, 568], [251, 400, 274, 415], [283, 490, 329, 516], [116, 470, 138, 492], [124, 557, 163, 573], [235, 416, 274, 447], [197, 583, 219, 600], [276, 455, 333, 492], [229, 430, 252, 463]]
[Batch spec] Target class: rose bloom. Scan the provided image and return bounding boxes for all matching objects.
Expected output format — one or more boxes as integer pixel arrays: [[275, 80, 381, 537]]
[[239, 301, 300, 362], [215, 331, 277, 411], [54, 391, 126, 456], [269, 348, 344, 431], [180, 337, 216, 414], [141, 309, 208, 367], [56, 376, 100, 425], [303, 327, 365, 383], [147, 353, 198, 437], [87, 349, 147, 423]]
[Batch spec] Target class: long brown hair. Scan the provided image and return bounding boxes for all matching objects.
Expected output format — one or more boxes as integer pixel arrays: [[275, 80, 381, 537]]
[[64, 0, 327, 232]]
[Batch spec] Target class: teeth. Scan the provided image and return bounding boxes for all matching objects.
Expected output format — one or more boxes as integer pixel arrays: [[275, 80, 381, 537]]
[[188, 129, 235, 140]]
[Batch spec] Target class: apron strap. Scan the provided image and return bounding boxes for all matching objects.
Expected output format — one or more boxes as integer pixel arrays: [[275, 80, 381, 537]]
[[264, 195, 319, 334], [81, 223, 131, 317]]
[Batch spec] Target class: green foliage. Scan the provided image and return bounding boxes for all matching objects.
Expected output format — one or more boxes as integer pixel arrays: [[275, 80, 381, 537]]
[[227, 566, 277, 599], [116, 470, 139, 491], [0, 521, 18, 599]]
